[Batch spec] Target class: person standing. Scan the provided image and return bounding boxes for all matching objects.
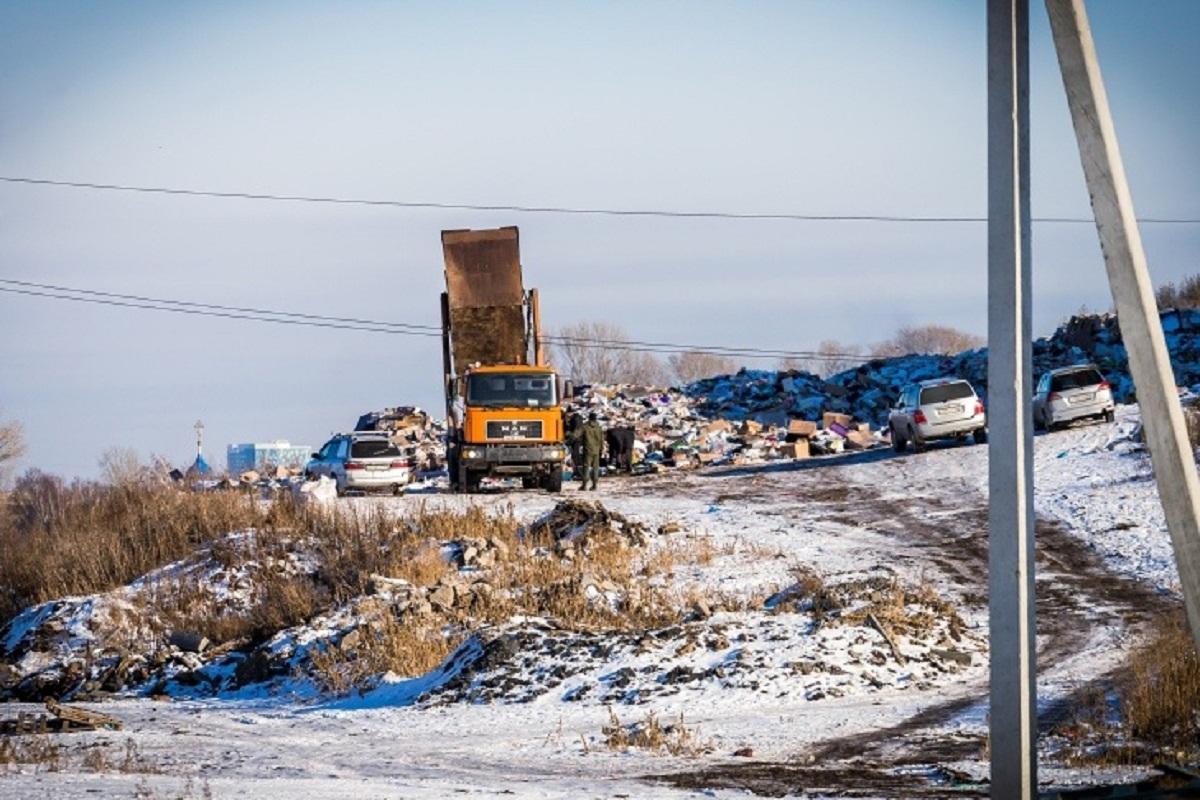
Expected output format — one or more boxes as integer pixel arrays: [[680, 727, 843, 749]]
[[565, 408, 584, 476], [580, 412, 604, 491]]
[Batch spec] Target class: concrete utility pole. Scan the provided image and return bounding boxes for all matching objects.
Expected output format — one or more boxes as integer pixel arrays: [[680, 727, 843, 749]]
[[987, 1, 1037, 797], [1046, 0, 1200, 650]]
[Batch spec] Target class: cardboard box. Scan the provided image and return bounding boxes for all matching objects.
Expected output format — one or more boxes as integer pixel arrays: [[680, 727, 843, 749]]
[[780, 439, 810, 459], [856, 423, 872, 434], [787, 419, 818, 438], [823, 412, 853, 430], [740, 420, 764, 436], [702, 420, 734, 437], [845, 431, 875, 450]]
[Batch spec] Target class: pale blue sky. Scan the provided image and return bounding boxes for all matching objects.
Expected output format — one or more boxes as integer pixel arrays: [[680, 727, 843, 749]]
[[1, 1, 1197, 477]]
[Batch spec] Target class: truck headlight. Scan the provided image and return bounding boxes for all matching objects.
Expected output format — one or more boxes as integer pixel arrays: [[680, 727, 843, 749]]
[[463, 449, 480, 459]]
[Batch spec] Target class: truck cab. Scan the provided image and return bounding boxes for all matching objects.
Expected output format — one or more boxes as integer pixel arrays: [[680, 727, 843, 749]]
[[453, 365, 567, 492]]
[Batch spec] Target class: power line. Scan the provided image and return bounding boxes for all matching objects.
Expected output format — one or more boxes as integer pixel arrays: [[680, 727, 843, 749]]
[[0, 278, 872, 363], [0, 276, 853, 360], [3, 175, 1198, 225]]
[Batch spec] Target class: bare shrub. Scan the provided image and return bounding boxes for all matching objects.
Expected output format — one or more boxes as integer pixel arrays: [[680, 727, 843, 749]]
[[872, 324, 984, 358], [549, 321, 667, 385], [0, 415, 24, 484], [667, 350, 739, 385], [603, 707, 711, 756], [1155, 273, 1200, 310]]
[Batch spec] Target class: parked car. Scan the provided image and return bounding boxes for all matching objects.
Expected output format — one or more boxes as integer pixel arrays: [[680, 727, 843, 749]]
[[1033, 364, 1115, 431], [889, 378, 987, 452], [305, 431, 414, 495]]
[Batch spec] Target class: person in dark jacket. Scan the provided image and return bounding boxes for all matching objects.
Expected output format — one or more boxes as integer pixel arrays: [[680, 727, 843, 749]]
[[579, 412, 604, 490], [565, 409, 584, 476], [605, 426, 636, 473]]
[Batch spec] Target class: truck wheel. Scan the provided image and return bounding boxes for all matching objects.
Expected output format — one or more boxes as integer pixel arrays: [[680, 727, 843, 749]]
[[521, 475, 538, 490], [973, 428, 988, 445], [891, 424, 907, 453], [464, 469, 482, 494], [543, 469, 563, 494]]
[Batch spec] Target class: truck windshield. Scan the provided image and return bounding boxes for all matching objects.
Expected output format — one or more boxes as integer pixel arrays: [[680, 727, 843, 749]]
[[467, 373, 556, 408]]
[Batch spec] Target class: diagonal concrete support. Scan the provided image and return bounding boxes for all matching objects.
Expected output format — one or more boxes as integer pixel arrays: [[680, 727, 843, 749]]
[[987, 1, 1037, 797], [1046, 0, 1200, 651]]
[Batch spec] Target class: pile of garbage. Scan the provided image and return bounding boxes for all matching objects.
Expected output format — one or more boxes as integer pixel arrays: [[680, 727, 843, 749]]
[[685, 308, 1200, 431], [355, 406, 447, 473], [568, 387, 879, 468]]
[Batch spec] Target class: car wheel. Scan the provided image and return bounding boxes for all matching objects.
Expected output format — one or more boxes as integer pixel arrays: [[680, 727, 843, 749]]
[[973, 428, 988, 445], [391, 483, 404, 496], [910, 427, 926, 453], [1104, 409, 1115, 424], [891, 425, 907, 453], [1033, 410, 1045, 433]]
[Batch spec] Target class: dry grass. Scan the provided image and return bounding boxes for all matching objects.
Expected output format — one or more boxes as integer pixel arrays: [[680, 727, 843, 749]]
[[1119, 611, 1200, 752], [0, 470, 260, 626], [2, 475, 715, 697], [0, 734, 62, 772], [602, 707, 712, 756], [310, 614, 458, 695]]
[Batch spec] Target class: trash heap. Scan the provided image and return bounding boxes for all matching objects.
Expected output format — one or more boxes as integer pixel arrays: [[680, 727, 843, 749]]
[[355, 406, 448, 473], [568, 385, 880, 468], [687, 308, 1200, 430]]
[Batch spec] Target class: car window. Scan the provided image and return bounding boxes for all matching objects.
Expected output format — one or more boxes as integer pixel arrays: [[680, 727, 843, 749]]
[[335, 438, 350, 460], [1051, 369, 1104, 392], [318, 441, 337, 459], [351, 439, 403, 459], [920, 382, 974, 405]]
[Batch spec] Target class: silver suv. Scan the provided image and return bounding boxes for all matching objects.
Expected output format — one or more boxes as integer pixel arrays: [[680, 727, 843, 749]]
[[889, 379, 987, 452], [1033, 364, 1115, 431], [305, 431, 415, 496]]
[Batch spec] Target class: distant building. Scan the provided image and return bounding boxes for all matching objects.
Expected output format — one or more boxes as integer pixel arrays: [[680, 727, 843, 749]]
[[226, 441, 312, 475]]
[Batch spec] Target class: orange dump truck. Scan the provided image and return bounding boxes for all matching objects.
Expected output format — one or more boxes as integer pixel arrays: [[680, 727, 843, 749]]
[[440, 226, 568, 493]]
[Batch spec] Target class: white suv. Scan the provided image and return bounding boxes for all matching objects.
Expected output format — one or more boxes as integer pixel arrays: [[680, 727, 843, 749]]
[[305, 432, 414, 496], [1033, 364, 1115, 431], [889, 379, 987, 452]]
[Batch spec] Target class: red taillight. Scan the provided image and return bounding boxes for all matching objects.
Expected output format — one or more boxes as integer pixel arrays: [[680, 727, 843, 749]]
[[390, 460, 411, 469], [344, 461, 364, 471], [975, 400, 985, 416], [913, 409, 927, 425], [1097, 381, 1111, 391], [1048, 392, 1061, 403]]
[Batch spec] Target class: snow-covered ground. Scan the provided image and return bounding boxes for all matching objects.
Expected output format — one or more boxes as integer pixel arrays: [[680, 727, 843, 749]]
[[0, 406, 1182, 799]]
